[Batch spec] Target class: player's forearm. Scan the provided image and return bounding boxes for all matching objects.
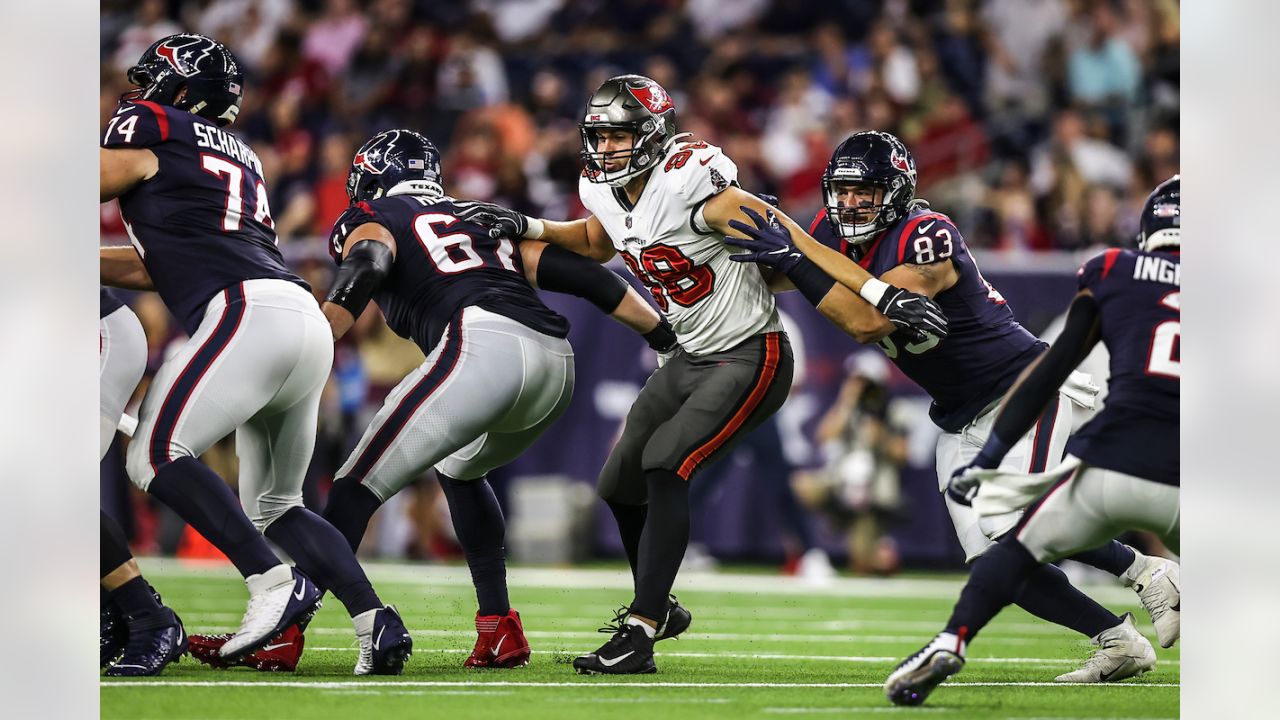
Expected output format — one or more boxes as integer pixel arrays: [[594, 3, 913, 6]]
[[814, 284, 896, 344], [100, 246, 154, 290], [536, 219, 613, 261], [322, 302, 357, 341], [792, 230, 877, 294], [609, 286, 662, 335]]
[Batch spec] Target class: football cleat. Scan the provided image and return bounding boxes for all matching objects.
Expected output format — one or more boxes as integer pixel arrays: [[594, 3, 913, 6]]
[[220, 565, 322, 660], [104, 607, 187, 677], [464, 609, 531, 668], [884, 631, 966, 706], [1127, 553, 1180, 648], [188, 624, 305, 672], [573, 621, 656, 675], [1054, 613, 1156, 683], [354, 605, 413, 676], [100, 600, 128, 669], [655, 595, 691, 641]]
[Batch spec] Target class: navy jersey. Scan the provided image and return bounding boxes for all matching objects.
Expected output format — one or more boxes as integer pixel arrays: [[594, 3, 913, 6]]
[[1066, 249, 1179, 485], [101, 287, 125, 319], [103, 100, 305, 335], [328, 195, 569, 353], [811, 208, 1044, 431]]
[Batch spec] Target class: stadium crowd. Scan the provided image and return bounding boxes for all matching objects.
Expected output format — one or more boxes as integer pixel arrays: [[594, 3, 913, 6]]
[[99, 0, 1179, 563]]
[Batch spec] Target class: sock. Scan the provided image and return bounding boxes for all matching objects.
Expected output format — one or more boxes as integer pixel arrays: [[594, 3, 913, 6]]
[[322, 477, 384, 552], [265, 506, 382, 617], [626, 616, 657, 639], [1067, 540, 1137, 579], [100, 511, 134, 578], [111, 576, 163, 620], [630, 469, 690, 621], [147, 457, 280, 577], [438, 473, 510, 617], [1011, 547, 1121, 639], [945, 539, 1041, 642], [607, 500, 648, 583]]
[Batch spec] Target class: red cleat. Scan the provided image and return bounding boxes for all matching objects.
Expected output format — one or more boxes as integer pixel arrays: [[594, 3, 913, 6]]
[[187, 624, 306, 672], [464, 609, 531, 668]]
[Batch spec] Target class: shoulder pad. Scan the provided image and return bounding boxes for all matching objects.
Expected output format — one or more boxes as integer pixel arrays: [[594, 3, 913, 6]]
[[664, 141, 739, 204], [329, 201, 381, 262], [892, 212, 963, 266], [808, 209, 845, 254], [1077, 248, 1126, 291], [102, 101, 173, 149]]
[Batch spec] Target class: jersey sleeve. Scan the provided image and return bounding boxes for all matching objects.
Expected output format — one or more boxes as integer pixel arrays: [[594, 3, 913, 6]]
[[669, 142, 739, 212], [101, 101, 172, 149], [894, 213, 964, 267], [328, 201, 381, 263], [1076, 248, 1124, 292]]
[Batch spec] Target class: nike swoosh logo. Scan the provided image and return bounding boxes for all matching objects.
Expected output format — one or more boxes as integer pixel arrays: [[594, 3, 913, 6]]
[[491, 636, 506, 658], [918, 220, 936, 233], [374, 626, 386, 651], [261, 642, 292, 652], [699, 155, 714, 165], [1098, 655, 1144, 681], [599, 651, 635, 667], [293, 581, 306, 601]]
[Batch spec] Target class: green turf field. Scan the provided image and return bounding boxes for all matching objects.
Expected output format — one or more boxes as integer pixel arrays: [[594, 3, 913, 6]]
[[101, 559, 1178, 719]]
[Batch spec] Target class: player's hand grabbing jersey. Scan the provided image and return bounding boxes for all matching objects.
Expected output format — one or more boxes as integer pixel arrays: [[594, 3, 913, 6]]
[[580, 140, 782, 356], [102, 100, 304, 335], [1066, 248, 1180, 485], [810, 207, 1044, 431], [328, 195, 569, 354]]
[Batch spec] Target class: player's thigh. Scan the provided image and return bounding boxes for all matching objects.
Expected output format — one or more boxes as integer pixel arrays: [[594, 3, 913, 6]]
[[937, 429, 1020, 562], [643, 332, 792, 482], [99, 305, 147, 460], [338, 320, 524, 501], [597, 360, 687, 505], [436, 336, 574, 481], [1013, 464, 1119, 563], [1100, 468, 1180, 555]]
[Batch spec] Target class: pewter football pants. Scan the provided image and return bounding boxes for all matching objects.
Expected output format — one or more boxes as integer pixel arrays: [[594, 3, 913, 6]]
[[100, 303, 147, 460], [339, 306, 575, 501], [126, 279, 333, 532]]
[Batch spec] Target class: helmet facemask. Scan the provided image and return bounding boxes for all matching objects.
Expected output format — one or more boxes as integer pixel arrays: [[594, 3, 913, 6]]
[[580, 118, 671, 187], [822, 174, 911, 245]]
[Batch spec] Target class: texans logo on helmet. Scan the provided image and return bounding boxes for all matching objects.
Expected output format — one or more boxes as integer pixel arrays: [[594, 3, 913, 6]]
[[889, 147, 912, 175], [155, 36, 216, 77], [354, 131, 402, 175], [628, 82, 674, 113]]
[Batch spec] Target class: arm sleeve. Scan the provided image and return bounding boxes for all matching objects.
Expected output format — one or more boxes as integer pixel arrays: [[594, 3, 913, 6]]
[[535, 244, 629, 313], [101, 101, 170, 149], [989, 293, 1101, 448]]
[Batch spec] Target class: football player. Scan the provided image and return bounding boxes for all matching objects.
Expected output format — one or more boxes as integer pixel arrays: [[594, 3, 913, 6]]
[[100, 34, 411, 675], [303, 128, 678, 670], [99, 287, 185, 676], [884, 176, 1182, 706], [727, 131, 1175, 679], [451, 75, 948, 674]]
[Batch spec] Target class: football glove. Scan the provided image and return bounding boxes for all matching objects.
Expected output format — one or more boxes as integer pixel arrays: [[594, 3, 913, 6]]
[[452, 200, 529, 240], [725, 207, 803, 273], [946, 463, 983, 506], [877, 286, 949, 343]]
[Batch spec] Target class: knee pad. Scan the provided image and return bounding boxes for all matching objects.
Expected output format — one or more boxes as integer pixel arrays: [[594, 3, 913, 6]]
[[250, 495, 304, 534], [124, 435, 157, 492]]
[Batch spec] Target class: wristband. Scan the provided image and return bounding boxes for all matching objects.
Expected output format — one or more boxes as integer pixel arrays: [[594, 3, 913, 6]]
[[859, 277, 891, 308], [785, 256, 838, 307], [642, 318, 678, 353], [525, 217, 546, 240]]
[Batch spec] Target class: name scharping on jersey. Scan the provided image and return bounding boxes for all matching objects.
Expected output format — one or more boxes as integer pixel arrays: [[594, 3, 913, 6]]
[[193, 124, 264, 177], [1133, 255, 1180, 287]]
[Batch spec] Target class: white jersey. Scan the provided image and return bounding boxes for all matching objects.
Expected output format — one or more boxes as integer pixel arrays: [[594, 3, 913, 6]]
[[579, 140, 782, 355]]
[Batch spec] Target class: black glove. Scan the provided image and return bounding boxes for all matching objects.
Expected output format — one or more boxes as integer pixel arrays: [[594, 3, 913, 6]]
[[876, 286, 949, 343], [452, 200, 529, 240], [756, 193, 780, 209], [724, 206, 803, 273], [945, 462, 981, 506]]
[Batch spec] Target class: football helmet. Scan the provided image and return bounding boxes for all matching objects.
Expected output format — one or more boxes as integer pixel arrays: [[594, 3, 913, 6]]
[[579, 75, 680, 187], [346, 129, 445, 203], [822, 131, 918, 244], [1137, 175, 1180, 252], [125, 34, 244, 127]]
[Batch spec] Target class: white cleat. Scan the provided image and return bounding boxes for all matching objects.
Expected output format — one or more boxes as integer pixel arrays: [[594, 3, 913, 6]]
[[1126, 553, 1180, 648], [1054, 613, 1156, 683], [884, 632, 966, 706], [797, 548, 837, 586], [220, 565, 321, 659]]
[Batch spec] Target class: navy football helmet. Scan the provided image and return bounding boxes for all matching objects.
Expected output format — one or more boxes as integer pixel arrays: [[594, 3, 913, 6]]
[[822, 131, 918, 244], [579, 75, 681, 187], [1137, 174, 1180, 252], [125, 34, 244, 127], [346, 129, 445, 203]]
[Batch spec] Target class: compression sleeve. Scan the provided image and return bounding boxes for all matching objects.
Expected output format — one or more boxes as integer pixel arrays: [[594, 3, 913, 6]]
[[535, 244, 629, 313], [325, 239, 394, 317]]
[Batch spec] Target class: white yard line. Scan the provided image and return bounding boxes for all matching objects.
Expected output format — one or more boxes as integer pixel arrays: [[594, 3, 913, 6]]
[[101, 680, 1180, 689]]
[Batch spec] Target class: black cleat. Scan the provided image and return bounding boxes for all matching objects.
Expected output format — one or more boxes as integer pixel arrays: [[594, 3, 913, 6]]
[[100, 599, 127, 669], [655, 595, 691, 641], [573, 613, 656, 675], [105, 607, 187, 677], [884, 633, 966, 706], [356, 605, 413, 676]]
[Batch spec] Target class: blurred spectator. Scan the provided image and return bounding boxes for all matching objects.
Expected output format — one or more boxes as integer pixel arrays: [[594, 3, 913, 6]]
[[1030, 108, 1132, 199], [187, 0, 295, 71], [979, 0, 1068, 117], [793, 353, 906, 575], [311, 132, 358, 238], [303, 0, 368, 77], [1066, 1, 1140, 110], [111, 0, 182, 72]]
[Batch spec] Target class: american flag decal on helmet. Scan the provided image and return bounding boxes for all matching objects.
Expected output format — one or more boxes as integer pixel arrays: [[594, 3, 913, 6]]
[[408, 158, 425, 169]]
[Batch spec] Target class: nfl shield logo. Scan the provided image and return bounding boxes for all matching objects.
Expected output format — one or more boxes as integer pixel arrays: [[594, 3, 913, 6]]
[[625, 216, 633, 229]]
